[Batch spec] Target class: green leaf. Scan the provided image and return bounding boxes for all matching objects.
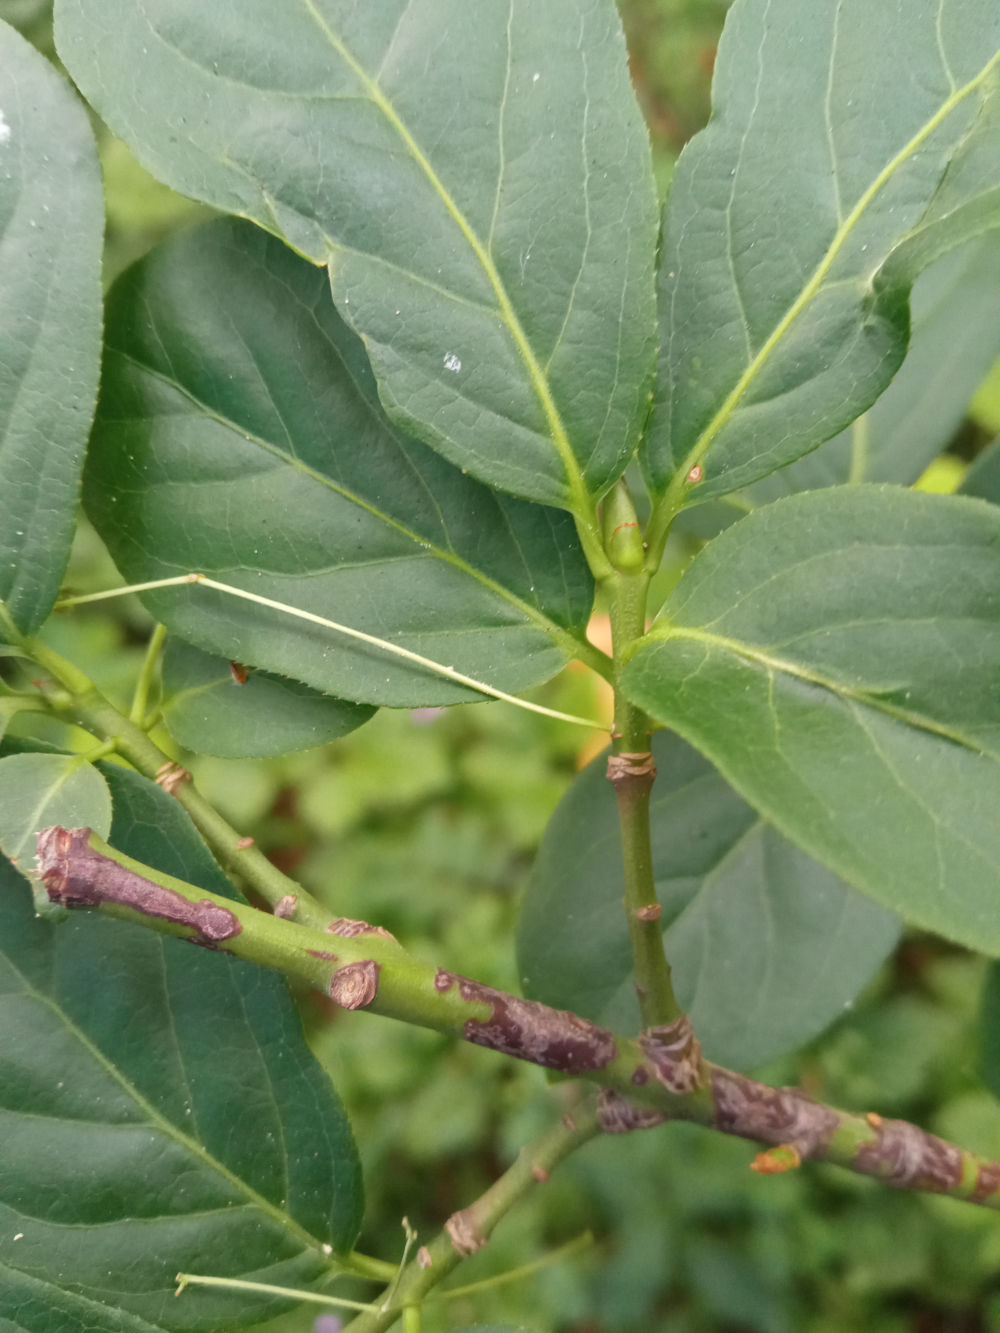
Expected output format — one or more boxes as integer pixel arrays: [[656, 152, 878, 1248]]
[[978, 962, 1000, 1103], [86, 219, 597, 708], [517, 731, 898, 1070], [685, 234, 1000, 541], [962, 435, 1000, 504], [0, 20, 103, 631], [0, 759, 362, 1331], [55, 0, 658, 515], [622, 486, 1000, 952], [643, 0, 1000, 504], [161, 639, 374, 758], [0, 751, 112, 874]]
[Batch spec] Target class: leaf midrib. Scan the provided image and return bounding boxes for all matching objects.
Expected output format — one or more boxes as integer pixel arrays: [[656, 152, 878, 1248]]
[[3, 947, 333, 1262], [299, 0, 591, 514], [109, 346, 606, 675], [660, 40, 1000, 508], [644, 624, 993, 758]]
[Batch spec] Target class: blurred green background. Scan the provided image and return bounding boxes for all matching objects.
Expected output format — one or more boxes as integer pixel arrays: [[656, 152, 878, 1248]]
[[5, 0, 1000, 1328]]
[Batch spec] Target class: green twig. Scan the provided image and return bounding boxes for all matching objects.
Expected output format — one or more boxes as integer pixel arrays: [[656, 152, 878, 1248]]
[[605, 567, 682, 1026], [36, 828, 1000, 1218], [343, 1105, 602, 1332], [13, 628, 331, 928]]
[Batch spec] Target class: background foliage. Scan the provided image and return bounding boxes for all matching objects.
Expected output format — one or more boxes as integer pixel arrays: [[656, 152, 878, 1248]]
[[4, 0, 1000, 1329]]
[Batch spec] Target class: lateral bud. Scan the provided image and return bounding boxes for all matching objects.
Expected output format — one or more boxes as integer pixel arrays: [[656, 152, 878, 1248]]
[[601, 479, 645, 572]]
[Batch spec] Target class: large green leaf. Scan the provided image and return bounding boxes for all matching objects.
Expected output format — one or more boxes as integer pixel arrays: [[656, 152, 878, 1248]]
[[0, 20, 102, 631], [86, 219, 596, 708], [517, 732, 898, 1069], [682, 234, 1000, 540], [643, 0, 1000, 505], [0, 760, 362, 1331], [622, 487, 1000, 952], [55, 0, 658, 514], [161, 639, 374, 758]]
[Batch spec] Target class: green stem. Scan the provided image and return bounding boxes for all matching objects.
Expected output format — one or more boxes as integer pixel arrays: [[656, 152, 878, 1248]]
[[343, 1105, 601, 1332], [605, 569, 681, 1027], [16, 629, 331, 928], [129, 621, 166, 725]]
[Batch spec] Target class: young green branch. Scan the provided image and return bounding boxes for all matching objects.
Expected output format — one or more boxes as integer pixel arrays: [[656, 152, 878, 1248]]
[[35, 825, 1000, 1214]]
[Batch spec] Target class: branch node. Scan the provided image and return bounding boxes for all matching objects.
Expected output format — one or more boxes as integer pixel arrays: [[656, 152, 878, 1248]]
[[154, 761, 191, 796], [329, 960, 380, 1010], [639, 1017, 703, 1094], [635, 903, 662, 923], [273, 895, 297, 919], [606, 751, 657, 789], [445, 1208, 488, 1257]]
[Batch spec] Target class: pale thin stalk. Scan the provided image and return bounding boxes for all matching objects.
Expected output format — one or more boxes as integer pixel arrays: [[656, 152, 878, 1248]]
[[129, 621, 166, 725], [56, 575, 605, 730], [174, 1273, 377, 1313]]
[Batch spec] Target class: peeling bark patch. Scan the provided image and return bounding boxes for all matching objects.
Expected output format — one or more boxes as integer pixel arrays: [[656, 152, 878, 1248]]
[[446, 973, 618, 1072], [532, 1165, 550, 1183], [445, 1208, 487, 1257], [855, 1119, 963, 1193], [417, 1246, 432, 1270], [974, 1161, 1000, 1203], [606, 751, 657, 788], [631, 1067, 649, 1086], [329, 960, 380, 1010], [711, 1068, 839, 1157], [326, 915, 396, 941], [434, 968, 455, 992], [154, 761, 191, 796], [36, 826, 241, 944], [636, 903, 662, 923], [640, 1018, 703, 1094], [598, 1088, 667, 1134], [307, 949, 339, 962], [273, 894, 297, 919]]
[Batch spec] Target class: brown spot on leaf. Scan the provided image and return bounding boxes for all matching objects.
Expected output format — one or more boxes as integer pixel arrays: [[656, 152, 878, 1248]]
[[329, 960, 380, 1010]]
